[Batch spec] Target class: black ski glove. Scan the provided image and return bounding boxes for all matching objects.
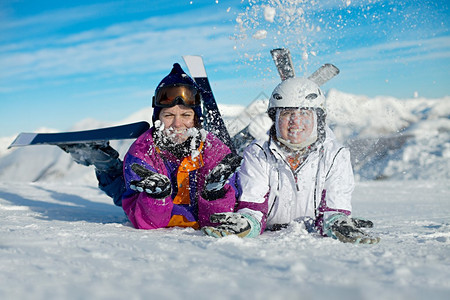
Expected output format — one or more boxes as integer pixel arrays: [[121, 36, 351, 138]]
[[202, 212, 260, 238], [59, 142, 122, 172], [325, 214, 380, 244], [202, 153, 243, 200], [129, 163, 172, 199], [351, 217, 374, 229]]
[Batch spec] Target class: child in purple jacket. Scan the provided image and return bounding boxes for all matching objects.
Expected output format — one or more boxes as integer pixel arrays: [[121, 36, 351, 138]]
[[121, 63, 238, 230]]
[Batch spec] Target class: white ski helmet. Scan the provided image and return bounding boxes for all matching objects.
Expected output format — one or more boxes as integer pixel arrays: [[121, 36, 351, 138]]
[[268, 77, 327, 151], [268, 77, 326, 113]]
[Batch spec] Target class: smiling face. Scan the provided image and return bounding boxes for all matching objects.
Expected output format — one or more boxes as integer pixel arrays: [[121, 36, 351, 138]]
[[276, 108, 315, 145], [159, 105, 195, 144]]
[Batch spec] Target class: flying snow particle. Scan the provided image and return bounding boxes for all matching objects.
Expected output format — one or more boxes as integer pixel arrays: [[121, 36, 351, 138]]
[[253, 30, 268, 40], [264, 6, 276, 22], [302, 51, 308, 61]]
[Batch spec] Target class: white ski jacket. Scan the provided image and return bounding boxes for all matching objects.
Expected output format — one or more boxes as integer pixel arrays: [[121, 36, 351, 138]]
[[236, 125, 354, 234]]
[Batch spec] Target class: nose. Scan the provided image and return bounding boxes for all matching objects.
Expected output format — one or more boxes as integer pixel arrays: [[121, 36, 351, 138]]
[[172, 115, 183, 128], [289, 112, 303, 125]]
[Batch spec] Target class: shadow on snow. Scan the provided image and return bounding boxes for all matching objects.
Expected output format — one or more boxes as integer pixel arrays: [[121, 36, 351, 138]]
[[0, 186, 125, 224]]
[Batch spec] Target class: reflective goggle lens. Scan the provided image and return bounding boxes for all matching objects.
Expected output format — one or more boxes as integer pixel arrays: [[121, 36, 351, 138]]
[[154, 84, 201, 108]]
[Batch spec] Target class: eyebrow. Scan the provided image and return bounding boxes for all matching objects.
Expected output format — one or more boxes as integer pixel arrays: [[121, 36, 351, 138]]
[[162, 112, 193, 116]]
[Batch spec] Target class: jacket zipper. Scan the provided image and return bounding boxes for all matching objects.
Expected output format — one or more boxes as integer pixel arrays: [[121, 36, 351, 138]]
[[294, 174, 300, 191]]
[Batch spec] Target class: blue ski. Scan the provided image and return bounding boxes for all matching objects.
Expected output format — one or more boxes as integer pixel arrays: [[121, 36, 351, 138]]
[[8, 121, 150, 148], [183, 55, 236, 154]]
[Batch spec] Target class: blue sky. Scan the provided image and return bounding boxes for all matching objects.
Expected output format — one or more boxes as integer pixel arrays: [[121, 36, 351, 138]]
[[1, 0, 449, 137]]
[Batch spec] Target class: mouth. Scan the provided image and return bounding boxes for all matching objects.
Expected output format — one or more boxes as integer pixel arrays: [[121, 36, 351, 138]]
[[166, 128, 186, 134], [287, 128, 308, 140], [163, 128, 189, 143], [288, 128, 304, 134]]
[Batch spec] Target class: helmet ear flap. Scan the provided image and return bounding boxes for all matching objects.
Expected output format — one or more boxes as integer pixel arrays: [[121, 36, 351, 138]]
[[268, 108, 277, 121]]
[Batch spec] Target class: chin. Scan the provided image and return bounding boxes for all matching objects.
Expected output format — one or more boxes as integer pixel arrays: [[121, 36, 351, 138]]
[[286, 136, 304, 144], [173, 137, 188, 144]]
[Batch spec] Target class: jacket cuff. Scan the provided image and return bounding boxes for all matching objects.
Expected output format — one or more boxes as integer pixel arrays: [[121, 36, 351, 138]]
[[201, 186, 227, 201], [241, 214, 262, 238], [323, 213, 347, 238]]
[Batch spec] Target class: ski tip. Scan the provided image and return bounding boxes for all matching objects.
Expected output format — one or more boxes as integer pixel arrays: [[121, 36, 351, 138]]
[[308, 63, 340, 86], [324, 63, 340, 75], [182, 55, 207, 78], [7, 121, 151, 148], [8, 133, 38, 148], [270, 48, 295, 81], [270, 48, 290, 55]]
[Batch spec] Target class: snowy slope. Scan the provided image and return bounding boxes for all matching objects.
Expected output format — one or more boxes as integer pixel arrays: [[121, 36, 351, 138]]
[[326, 90, 450, 180], [0, 180, 449, 299]]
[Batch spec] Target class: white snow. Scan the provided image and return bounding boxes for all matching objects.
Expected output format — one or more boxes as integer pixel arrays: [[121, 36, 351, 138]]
[[252, 29, 268, 39], [264, 6, 276, 23], [1, 180, 449, 299]]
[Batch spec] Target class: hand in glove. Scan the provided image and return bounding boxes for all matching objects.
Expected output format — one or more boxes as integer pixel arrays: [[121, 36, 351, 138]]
[[350, 217, 374, 229], [59, 142, 122, 172], [202, 153, 243, 200], [202, 212, 260, 238], [129, 163, 172, 199], [325, 214, 380, 244]]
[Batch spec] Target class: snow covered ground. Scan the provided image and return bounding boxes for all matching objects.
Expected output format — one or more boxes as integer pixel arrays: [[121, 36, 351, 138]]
[[1, 180, 449, 300]]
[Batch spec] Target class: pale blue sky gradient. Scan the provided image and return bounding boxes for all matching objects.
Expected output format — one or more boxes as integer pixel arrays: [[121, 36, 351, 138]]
[[1, 0, 449, 136]]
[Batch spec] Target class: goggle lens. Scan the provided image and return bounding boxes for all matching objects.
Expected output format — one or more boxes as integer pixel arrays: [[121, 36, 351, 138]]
[[154, 84, 201, 108]]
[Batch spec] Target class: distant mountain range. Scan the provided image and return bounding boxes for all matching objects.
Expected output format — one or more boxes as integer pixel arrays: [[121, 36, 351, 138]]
[[1, 90, 449, 183]]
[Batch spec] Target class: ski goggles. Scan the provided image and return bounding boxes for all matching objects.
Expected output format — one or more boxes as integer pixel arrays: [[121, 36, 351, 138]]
[[153, 84, 201, 108]]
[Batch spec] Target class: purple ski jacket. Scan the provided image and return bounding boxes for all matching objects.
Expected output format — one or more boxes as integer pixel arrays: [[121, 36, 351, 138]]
[[122, 128, 236, 230]]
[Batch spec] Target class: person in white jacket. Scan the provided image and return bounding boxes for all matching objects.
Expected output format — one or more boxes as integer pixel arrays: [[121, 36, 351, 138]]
[[202, 77, 380, 244]]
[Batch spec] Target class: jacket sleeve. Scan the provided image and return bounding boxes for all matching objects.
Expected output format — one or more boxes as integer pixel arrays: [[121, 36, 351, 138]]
[[96, 166, 126, 207], [197, 134, 237, 227], [121, 153, 174, 230], [317, 147, 354, 233], [235, 143, 269, 234]]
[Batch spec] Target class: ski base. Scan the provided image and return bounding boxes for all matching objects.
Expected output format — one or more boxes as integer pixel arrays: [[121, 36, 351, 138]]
[[8, 121, 150, 148]]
